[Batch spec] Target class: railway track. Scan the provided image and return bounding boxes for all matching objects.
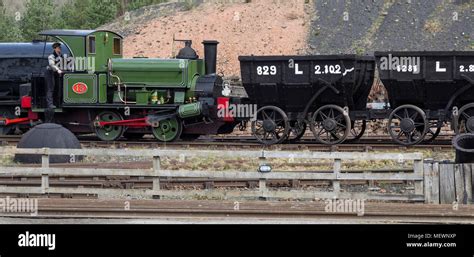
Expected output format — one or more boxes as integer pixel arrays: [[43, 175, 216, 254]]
[[0, 134, 454, 151], [1, 198, 472, 224]]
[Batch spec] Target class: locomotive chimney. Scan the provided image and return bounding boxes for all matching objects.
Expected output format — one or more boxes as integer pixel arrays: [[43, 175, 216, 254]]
[[202, 40, 219, 75]]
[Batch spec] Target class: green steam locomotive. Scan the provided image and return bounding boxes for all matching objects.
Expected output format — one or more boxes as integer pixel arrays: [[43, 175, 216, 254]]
[[0, 29, 241, 142]]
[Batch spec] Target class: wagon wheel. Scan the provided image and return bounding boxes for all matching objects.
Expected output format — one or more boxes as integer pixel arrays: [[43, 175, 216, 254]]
[[309, 105, 351, 145], [286, 120, 307, 143], [346, 120, 366, 142], [94, 111, 125, 141], [387, 105, 428, 146], [251, 106, 289, 145], [454, 103, 474, 134], [423, 120, 442, 143], [151, 117, 183, 142]]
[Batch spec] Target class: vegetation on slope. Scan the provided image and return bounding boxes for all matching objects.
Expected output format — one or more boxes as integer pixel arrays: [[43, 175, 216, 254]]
[[0, 0, 167, 41]]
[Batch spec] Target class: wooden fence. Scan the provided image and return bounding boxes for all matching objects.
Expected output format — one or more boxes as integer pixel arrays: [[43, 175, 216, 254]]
[[0, 147, 433, 202], [424, 161, 473, 204]]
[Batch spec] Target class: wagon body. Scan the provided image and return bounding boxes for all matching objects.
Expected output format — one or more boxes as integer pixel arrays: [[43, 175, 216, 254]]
[[239, 55, 375, 145], [239, 55, 375, 116], [375, 51, 474, 110]]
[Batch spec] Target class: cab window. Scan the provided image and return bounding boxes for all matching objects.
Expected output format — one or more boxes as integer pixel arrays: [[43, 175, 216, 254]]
[[88, 36, 96, 54], [113, 37, 122, 55]]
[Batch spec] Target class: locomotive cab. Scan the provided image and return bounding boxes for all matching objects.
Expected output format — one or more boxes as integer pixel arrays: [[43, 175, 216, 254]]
[[30, 29, 123, 109]]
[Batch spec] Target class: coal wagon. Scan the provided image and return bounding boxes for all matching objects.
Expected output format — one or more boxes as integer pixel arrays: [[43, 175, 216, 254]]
[[375, 51, 474, 145], [239, 55, 375, 145]]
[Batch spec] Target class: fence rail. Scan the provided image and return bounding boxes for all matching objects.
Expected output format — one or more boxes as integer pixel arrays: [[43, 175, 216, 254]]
[[0, 147, 431, 202]]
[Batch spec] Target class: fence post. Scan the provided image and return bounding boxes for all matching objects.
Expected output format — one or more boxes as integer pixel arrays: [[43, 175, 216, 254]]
[[454, 164, 466, 204], [466, 164, 473, 203], [333, 159, 341, 197], [414, 159, 423, 196], [431, 162, 440, 204], [152, 156, 161, 198], [423, 160, 433, 204], [41, 149, 49, 194], [258, 155, 267, 199], [439, 163, 455, 204], [259, 179, 267, 192]]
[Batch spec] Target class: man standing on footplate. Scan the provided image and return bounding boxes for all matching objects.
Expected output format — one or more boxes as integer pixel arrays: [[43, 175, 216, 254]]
[[45, 42, 63, 109]]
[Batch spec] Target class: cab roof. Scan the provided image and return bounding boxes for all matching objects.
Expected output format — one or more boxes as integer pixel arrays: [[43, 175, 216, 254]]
[[38, 29, 123, 39]]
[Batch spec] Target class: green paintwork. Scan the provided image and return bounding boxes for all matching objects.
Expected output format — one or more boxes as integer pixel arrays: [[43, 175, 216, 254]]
[[109, 58, 203, 89], [186, 74, 200, 100], [135, 90, 150, 105], [53, 31, 122, 73], [63, 73, 97, 104], [178, 102, 202, 118], [56, 36, 85, 59], [113, 91, 121, 103], [174, 91, 185, 104], [107, 57, 205, 109], [98, 73, 107, 103], [87, 31, 123, 72]]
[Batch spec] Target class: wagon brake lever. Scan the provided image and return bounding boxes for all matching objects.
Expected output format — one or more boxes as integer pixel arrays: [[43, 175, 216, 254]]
[[461, 74, 474, 85], [317, 78, 340, 94], [444, 75, 474, 113]]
